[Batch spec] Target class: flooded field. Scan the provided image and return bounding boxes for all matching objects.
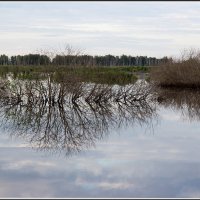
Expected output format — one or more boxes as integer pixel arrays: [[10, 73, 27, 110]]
[[0, 79, 200, 198]]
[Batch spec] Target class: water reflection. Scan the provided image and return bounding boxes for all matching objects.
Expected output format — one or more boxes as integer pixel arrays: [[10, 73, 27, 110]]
[[0, 79, 156, 156], [1, 77, 200, 157], [156, 88, 200, 121], [1, 81, 200, 197]]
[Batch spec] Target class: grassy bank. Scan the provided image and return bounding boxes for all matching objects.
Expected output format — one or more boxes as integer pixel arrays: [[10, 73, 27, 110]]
[[0, 65, 149, 85]]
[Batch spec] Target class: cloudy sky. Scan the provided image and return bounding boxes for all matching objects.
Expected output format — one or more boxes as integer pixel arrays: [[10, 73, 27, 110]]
[[1, 1, 200, 58]]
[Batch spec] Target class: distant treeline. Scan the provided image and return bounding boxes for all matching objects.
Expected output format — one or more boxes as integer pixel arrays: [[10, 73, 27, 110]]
[[0, 54, 169, 67]]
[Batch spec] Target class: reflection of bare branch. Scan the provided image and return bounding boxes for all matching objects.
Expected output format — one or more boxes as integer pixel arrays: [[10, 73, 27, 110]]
[[155, 87, 200, 121], [0, 79, 156, 156]]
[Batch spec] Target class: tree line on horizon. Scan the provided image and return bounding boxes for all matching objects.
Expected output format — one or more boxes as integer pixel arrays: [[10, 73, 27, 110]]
[[0, 54, 169, 67]]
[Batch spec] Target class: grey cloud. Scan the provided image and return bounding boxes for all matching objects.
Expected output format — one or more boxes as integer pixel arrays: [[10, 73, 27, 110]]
[[0, 2, 200, 57]]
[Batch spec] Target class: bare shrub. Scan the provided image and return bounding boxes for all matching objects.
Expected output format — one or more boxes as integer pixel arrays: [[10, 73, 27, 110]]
[[36, 43, 84, 68], [150, 48, 200, 88]]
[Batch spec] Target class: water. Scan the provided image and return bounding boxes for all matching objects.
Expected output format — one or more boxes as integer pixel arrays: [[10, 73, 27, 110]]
[[0, 81, 200, 198]]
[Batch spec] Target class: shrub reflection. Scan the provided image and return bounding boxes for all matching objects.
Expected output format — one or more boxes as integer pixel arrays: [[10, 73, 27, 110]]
[[0, 79, 156, 156], [156, 87, 200, 121]]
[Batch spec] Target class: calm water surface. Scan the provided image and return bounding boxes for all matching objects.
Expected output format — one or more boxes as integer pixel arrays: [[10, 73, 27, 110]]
[[0, 83, 200, 198]]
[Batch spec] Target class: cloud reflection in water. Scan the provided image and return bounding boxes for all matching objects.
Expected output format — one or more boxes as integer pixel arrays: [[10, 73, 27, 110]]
[[0, 83, 200, 197]]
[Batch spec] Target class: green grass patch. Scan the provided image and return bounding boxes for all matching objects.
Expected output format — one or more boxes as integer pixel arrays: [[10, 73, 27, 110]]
[[0, 65, 149, 85]]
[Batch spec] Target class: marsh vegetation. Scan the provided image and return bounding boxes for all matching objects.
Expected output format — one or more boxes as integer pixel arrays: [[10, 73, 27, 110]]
[[0, 45, 165, 85], [150, 49, 200, 88], [0, 65, 147, 85]]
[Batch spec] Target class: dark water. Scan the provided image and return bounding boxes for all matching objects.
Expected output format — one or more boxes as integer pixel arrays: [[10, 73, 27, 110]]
[[0, 82, 200, 198]]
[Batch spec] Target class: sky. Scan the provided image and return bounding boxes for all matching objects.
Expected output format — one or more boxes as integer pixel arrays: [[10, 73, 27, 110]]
[[1, 1, 200, 58]]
